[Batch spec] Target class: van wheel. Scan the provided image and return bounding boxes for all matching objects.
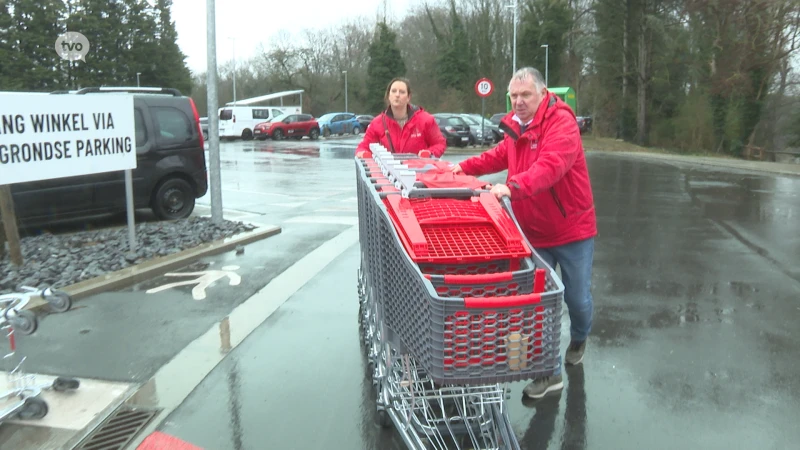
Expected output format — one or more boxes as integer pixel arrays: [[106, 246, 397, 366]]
[[242, 129, 253, 140], [309, 129, 320, 140], [152, 178, 195, 220]]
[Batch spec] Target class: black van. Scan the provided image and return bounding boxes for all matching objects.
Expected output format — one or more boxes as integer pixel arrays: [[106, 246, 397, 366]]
[[10, 87, 208, 225]]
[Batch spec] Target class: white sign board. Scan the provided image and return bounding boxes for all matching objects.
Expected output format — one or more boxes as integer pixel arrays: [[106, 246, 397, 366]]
[[0, 93, 137, 185]]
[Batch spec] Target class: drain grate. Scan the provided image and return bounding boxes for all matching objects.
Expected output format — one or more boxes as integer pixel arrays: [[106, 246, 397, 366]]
[[74, 405, 161, 450]]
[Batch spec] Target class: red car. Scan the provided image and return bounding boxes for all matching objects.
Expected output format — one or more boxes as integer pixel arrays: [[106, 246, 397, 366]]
[[254, 113, 320, 140]]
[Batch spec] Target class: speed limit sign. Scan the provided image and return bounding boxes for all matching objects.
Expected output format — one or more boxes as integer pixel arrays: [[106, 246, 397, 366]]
[[475, 78, 494, 97]]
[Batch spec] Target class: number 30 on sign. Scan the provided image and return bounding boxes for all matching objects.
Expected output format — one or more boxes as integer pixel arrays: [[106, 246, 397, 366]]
[[475, 78, 494, 97]]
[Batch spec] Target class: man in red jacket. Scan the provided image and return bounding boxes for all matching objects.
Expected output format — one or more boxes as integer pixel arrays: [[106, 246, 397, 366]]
[[452, 67, 597, 399]]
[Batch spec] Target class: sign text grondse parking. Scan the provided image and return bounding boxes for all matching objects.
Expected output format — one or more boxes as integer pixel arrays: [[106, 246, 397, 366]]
[[1, 112, 131, 164], [0, 93, 136, 185]]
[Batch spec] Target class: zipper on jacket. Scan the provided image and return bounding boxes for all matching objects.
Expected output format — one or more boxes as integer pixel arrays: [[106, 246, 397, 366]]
[[550, 188, 567, 218]]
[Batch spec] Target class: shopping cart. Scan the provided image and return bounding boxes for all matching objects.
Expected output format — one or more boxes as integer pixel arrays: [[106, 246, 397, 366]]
[[356, 144, 565, 449], [0, 287, 79, 424]]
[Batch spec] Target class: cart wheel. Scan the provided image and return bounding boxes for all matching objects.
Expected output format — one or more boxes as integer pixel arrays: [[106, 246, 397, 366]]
[[11, 310, 38, 335], [17, 397, 48, 420], [45, 290, 72, 313], [375, 408, 392, 428], [52, 377, 80, 392]]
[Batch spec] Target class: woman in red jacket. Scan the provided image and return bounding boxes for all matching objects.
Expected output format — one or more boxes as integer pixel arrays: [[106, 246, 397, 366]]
[[356, 78, 446, 158]]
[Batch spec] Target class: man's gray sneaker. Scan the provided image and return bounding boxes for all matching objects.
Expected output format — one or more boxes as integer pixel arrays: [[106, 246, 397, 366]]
[[522, 374, 563, 399], [565, 340, 586, 366]]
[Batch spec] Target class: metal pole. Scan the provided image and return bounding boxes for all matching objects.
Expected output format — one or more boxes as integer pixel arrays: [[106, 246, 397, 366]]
[[229, 37, 236, 104], [543, 44, 549, 86], [207, 0, 223, 223], [481, 97, 485, 145], [512, 0, 518, 74], [136, 72, 141, 87], [124, 170, 136, 255], [343, 71, 348, 113]]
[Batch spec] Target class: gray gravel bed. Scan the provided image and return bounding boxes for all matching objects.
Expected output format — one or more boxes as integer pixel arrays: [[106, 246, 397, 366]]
[[0, 217, 256, 292]]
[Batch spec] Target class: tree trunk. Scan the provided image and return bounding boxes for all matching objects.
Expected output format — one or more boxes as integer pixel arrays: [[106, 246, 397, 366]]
[[636, 4, 647, 146], [621, 1, 629, 139], [771, 59, 790, 151]]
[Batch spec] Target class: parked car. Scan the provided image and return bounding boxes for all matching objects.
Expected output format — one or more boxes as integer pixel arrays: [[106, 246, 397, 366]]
[[11, 87, 208, 225], [577, 116, 593, 134], [356, 115, 374, 132], [317, 112, 361, 137], [459, 114, 501, 145], [490, 113, 507, 126], [253, 113, 320, 140], [432, 114, 471, 148]]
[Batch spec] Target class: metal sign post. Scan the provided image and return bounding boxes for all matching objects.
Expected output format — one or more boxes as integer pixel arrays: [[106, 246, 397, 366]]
[[475, 78, 494, 146], [481, 98, 485, 140], [207, 0, 223, 223], [124, 170, 136, 256]]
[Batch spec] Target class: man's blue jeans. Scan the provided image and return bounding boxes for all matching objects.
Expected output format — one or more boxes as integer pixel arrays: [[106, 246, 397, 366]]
[[534, 238, 595, 344]]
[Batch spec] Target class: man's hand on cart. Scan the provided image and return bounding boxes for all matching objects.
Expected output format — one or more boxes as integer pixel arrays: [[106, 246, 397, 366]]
[[450, 164, 463, 174], [490, 183, 511, 200]]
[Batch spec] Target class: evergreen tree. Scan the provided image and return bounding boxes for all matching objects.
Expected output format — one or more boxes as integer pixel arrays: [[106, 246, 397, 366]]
[[152, 0, 192, 94], [0, 0, 18, 90], [366, 21, 406, 113], [9, 0, 66, 91], [66, 0, 131, 89], [435, 0, 472, 93], [517, 0, 572, 87]]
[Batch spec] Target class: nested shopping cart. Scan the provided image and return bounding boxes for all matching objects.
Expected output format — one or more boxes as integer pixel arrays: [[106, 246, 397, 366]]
[[356, 144, 565, 449]]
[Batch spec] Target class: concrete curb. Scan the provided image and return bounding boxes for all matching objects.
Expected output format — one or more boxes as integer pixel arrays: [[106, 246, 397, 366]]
[[25, 224, 282, 312]]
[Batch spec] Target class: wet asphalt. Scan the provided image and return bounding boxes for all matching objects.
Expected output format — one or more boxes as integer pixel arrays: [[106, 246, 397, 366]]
[[2, 135, 799, 449]]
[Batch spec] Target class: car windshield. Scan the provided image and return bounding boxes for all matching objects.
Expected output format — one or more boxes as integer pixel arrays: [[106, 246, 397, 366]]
[[461, 116, 479, 125], [271, 113, 290, 122], [318, 113, 337, 122], [471, 116, 493, 127]]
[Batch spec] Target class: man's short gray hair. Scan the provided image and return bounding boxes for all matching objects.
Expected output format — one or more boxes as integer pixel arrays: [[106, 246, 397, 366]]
[[508, 67, 546, 91]]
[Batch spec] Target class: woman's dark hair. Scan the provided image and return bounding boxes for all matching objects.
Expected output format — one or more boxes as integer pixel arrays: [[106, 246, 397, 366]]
[[384, 78, 412, 105]]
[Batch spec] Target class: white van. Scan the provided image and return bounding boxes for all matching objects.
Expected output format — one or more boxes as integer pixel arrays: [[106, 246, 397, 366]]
[[217, 90, 305, 140], [218, 106, 288, 140]]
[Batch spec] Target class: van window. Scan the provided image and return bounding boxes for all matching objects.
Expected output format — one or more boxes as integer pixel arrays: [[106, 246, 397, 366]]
[[153, 107, 192, 145], [220, 109, 233, 121], [253, 109, 270, 120], [134, 108, 148, 150]]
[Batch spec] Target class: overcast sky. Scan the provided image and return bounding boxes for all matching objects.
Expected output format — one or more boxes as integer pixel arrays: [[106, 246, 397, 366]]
[[171, 0, 419, 75]]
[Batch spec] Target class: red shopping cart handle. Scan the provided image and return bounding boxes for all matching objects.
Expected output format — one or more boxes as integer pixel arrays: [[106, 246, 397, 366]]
[[464, 292, 542, 308], [432, 272, 514, 284]]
